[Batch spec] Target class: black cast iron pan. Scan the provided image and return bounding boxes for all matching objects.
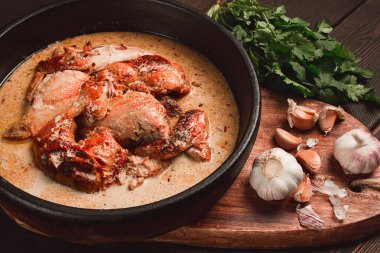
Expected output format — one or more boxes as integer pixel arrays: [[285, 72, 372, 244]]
[[0, 0, 260, 243]]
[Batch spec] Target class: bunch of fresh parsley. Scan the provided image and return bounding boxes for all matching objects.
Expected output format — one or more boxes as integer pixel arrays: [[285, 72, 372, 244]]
[[208, 0, 380, 104]]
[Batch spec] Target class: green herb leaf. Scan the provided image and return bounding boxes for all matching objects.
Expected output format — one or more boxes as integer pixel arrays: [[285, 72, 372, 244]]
[[316, 20, 333, 34], [316, 40, 339, 51], [346, 84, 372, 102], [272, 63, 314, 97], [340, 61, 373, 78], [292, 43, 316, 61], [208, 0, 379, 104], [316, 88, 340, 104], [289, 61, 306, 81], [232, 25, 248, 41], [364, 92, 380, 103]]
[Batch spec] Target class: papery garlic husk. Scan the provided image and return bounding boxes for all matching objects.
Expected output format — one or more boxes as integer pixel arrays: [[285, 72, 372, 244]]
[[334, 129, 380, 174], [287, 99, 319, 130], [314, 178, 347, 198], [296, 204, 324, 231], [318, 105, 345, 135], [250, 148, 304, 201], [306, 138, 319, 149], [329, 195, 349, 221]]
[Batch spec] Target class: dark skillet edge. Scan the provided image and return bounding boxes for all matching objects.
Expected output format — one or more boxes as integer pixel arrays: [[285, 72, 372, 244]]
[[0, 0, 261, 242]]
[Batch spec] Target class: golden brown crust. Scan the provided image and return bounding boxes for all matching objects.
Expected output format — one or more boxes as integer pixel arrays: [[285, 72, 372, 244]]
[[134, 110, 211, 161], [33, 117, 128, 192], [6, 41, 211, 192]]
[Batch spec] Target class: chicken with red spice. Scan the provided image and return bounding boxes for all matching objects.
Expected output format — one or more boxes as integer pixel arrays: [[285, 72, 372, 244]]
[[4, 42, 211, 192]]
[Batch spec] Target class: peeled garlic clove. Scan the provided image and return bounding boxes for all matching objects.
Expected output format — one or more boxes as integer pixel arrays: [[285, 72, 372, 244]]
[[287, 99, 319, 130], [318, 105, 345, 135], [274, 128, 302, 150], [334, 129, 380, 174], [250, 148, 304, 201], [296, 149, 321, 173], [293, 175, 313, 202]]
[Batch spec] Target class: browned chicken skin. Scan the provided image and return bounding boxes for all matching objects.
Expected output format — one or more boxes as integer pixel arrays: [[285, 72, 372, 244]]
[[36, 43, 152, 74], [83, 91, 171, 145], [126, 155, 171, 190], [94, 55, 190, 97], [4, 70, 93, 140], [5, 42, 212, 192], [134, 110, 211, 162], [33, 116, 128, 192]]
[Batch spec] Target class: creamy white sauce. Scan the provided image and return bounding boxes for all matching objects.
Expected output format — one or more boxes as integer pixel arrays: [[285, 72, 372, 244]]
[[0, 32, 239, 209]]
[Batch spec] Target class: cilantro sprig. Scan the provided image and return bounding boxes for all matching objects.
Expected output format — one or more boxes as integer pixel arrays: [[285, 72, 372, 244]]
[[208, 0, 380, 104]]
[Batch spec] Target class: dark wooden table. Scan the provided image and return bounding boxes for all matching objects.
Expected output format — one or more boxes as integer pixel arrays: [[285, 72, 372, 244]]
[[0, 0, 379, 252]]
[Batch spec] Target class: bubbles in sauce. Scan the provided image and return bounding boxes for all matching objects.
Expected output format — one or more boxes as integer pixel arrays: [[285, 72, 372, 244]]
[[0, 32, 239, 209]]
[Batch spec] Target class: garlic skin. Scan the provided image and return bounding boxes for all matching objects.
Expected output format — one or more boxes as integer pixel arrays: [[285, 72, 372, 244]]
[[287, 99, 319, 130], [305, 138, 319, 149], [250, 148, 304, 201], [318, 105, 345, 135], [296, 204, 324, 231], [334, 129, 380, 174]]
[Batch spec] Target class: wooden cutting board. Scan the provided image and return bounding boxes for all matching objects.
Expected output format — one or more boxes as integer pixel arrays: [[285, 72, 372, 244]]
[[151, 88, 380, 249]]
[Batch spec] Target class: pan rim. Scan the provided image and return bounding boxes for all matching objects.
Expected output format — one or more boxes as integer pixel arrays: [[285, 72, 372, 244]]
[[0, 0, 260, 222]]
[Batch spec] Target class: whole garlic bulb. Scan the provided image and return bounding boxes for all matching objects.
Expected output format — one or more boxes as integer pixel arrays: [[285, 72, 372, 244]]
[[250, 148, 304, 201], [334, 129, 380, 174]]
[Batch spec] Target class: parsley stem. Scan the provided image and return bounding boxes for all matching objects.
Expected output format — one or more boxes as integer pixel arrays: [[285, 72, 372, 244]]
[[262, 12, 278, 40]]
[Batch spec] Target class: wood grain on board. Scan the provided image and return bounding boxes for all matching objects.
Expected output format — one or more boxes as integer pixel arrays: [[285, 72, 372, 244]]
[[0, 0, 379, 252], [151, 88, 380, 248]]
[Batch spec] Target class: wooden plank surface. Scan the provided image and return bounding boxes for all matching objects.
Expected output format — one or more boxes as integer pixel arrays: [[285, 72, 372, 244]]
[[178, 0, 365, 27], [179, 1, 380, 247], [260, 0, 364, 27], [330, 0, 380, 132], [152, 88, 380, 248], [1, 0, 379, 252], [179, 0, 380, 133]]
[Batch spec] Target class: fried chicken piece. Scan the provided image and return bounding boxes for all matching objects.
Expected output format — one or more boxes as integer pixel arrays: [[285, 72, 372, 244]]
[[83, 91, 171, 145], [94, 55, 190, 97], [126, 155, 171, 190], [187, 143, 212, 162], [33, 116, 128, 192], [94, 62, 137, 98], [134, 110, 211, 162], [36, 43, 152, 74], [4, 70, 91, 139], [129, 55, 190, 96]]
